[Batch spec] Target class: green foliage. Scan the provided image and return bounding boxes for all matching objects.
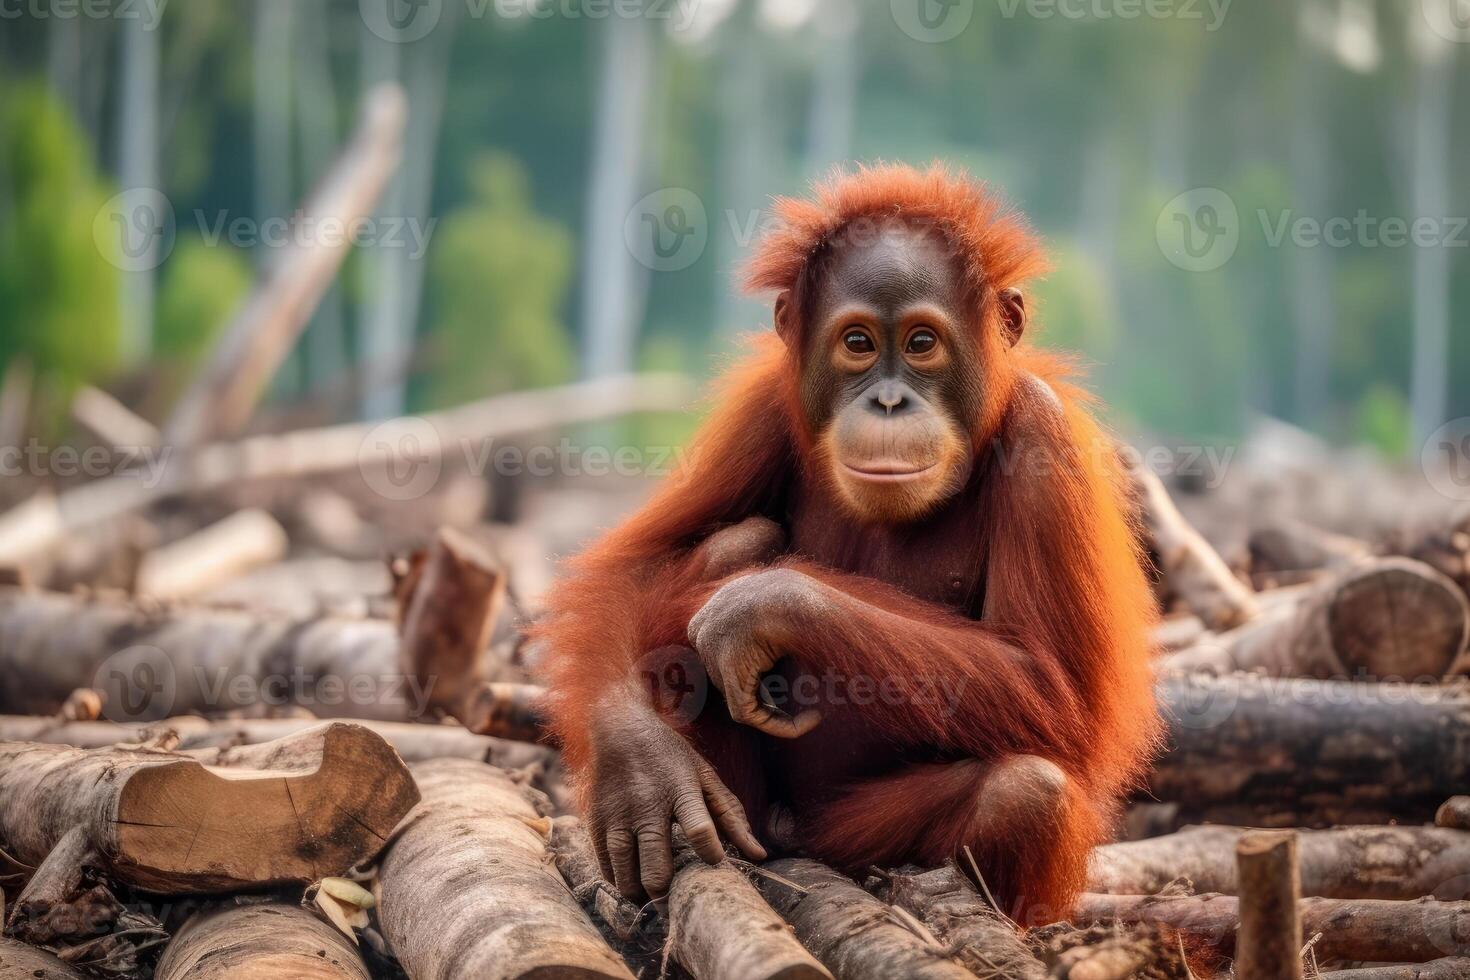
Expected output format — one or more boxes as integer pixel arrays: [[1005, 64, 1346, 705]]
[[154, 236, 252, 368], [0, 87, 119, 395], [1354, 384, 1410, 460], [1031, 242, 1117, 359], [416, 153, 574, 409]]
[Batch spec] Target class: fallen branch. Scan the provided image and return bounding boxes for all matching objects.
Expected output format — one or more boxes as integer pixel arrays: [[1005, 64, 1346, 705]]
[[1072, 892, 1470, 963], [1124, 452, 1258, 631], [376, 759, 634, 980], [155, 903, 370, 980], [0, 372, 695, 565], [1090, 824, 1470, 900], [134, 508, 289, 600], [1317, 960, 1470, 979], [549, 816, 644, 943], [0, 722, 416, 934], [163, 85, 408, 448], [1160, 558, 1469, 680], [1152, 673, 1470, 826], [461, 681, 548, 743], [667, 853, 832, 980], [1248, 518, 1370, 576], [1234, 831, 1302, 980], [877, 866, 1046, 979], [758, 858, 974, 980]]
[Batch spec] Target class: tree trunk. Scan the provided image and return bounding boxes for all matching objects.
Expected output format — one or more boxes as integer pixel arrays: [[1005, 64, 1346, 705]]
[[1152, 673, 1470, 827], [376, 759, 634, 980], [155, 903, 370, 980], [666, 854, 832, 980], [1073, 892, 1470, 963], [0, 713, 551, 771], [758, 858, 975, 980], [0, 723, 417, 936], [1091, 824, 1470, 901], [877, 867, 1046, 979], [1234, 831, 1302, 980], [1160, 557, 1469, 680]]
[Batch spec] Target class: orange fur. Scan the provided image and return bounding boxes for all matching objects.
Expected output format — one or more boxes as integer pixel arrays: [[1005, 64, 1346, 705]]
[[532, 164, 1159, 923]]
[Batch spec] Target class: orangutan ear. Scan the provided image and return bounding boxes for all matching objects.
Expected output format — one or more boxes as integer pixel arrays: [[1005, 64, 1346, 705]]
[[774, 290, 798, 348], [998, 287, 1026, 348]]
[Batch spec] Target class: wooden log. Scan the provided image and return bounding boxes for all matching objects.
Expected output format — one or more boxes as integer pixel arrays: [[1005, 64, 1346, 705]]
[[1437, 797, 1470, 831], [1317, 960, 1470, 980], [376, 758, 634, 980], [1072, 892, 1470, 963], [0, 723, 417, 911], [1234, 831, 1302, 980], [155, 903, 370, 980], [69, 385, 161, 452], [0, 713, 552, 770], [134, 509, 290, 600], [1090, 825, 1470, 900], [0, 937, 88, 979], [0, 589, 427, 721], [1152, 673, 1470, 827], [461, 681, 548, 743], [757, 858, 975, 980], [879, 867, 1046, 979], [549, 816, 644, 942], [1249, 518, 1371, 575], [0, 373, 695, 566], [667, 854, 832, 980], [164, 85, 408, 448], [1160, 558, 1470, 680], [398, 527, 504, 718], [1124, 452, 1259, 631]]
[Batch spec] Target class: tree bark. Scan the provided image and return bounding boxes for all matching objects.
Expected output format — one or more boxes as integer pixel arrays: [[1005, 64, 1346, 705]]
[[376, 759, 634, 980], [155, 903, 370, 980], [1090, 824, 1470, 901], [877, 867, 1046, 979], [1073, 892, 1470, 963], [548, 816, 644, 943], [0, 937, 88, 979], [399, 527, 505, 718], [1317, 961, 1470, 980], [1152, 673, 1470, 827], [1234, 831, 1302, 980], [1125, 452, 1258, 631], [757, 858, 975, 980], [0, 723, 417, 906], [666, 854, 833, 980], [0, 713, 551, 770], [1160, 558, 1469, 680]]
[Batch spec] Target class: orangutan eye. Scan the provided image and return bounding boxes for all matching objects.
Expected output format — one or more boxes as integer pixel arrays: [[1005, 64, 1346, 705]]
[[843, 330, 876, 355], [906, 329, 938, 355]]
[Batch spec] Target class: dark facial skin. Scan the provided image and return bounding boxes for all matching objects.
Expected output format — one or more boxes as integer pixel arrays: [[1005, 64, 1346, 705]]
[[777, 222, 983, 522]]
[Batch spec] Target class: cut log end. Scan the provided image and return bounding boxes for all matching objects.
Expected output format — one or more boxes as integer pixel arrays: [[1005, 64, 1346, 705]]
[[155, 903, 370, 980], [1327, 558, 1470, 680], [114, 722, 419, 891]]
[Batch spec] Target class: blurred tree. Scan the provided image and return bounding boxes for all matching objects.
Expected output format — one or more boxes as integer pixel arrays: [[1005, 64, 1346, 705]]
[[414, 153, 574, 409], [0, 88, 119, 399]]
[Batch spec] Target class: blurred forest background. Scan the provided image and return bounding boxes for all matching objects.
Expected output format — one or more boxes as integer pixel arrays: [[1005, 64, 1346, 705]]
[[0, 0, 1466, 456]]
